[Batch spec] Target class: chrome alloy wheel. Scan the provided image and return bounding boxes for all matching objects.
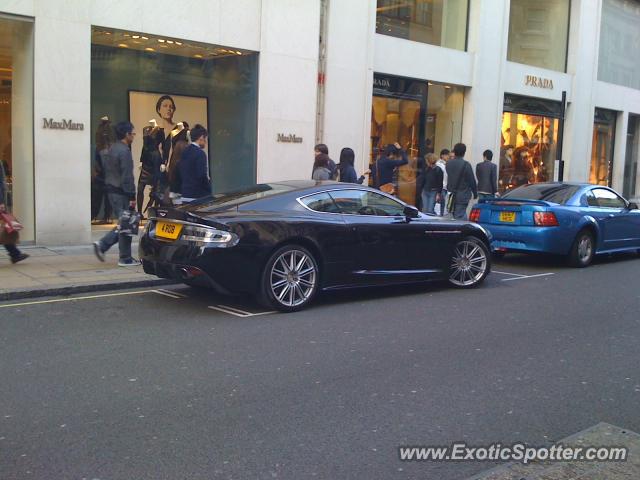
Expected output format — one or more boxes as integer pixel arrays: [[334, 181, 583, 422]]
[[449, 239, 488, 287], [577, 235, 593, 264], [269, 250, 317, 307]]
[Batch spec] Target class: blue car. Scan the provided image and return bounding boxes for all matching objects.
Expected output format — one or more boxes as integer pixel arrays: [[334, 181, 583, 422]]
[[469, 183, 640, 267]]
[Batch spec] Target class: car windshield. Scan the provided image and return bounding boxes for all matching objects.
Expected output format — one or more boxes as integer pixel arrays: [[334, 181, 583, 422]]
[[503, 184, 581, 204], [189, 184, 295, 212]]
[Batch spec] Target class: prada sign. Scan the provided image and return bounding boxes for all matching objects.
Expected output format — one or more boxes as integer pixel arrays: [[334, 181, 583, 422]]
[[277, 133, 303, 143], [42, 118, 85, 131], [525, 75, 554, 90]]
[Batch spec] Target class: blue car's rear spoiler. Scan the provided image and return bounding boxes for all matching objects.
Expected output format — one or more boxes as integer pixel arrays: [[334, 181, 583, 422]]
[[479, 198, 554, 207]]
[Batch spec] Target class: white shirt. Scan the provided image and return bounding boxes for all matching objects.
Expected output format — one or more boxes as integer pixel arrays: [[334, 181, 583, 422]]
[[436, 159, 448, 190]]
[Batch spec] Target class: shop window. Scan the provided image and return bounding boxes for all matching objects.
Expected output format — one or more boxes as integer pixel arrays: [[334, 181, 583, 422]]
[[370, 74, 464, 207], [0, 15, 34, 241], [90, 27, 258, 224], [590, 108, 617, 187], [623, 114, 639, 199], [598, 0, 640, 90], [376, 0, 469, 51], [499, 111, 559, 193], [507, 0, 570, 72]]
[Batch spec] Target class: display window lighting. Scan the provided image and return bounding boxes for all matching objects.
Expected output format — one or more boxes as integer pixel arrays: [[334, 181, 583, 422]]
[[157, 39, 165, 43]]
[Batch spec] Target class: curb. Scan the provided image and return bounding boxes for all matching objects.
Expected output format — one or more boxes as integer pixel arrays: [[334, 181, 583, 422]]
[[0, 278, 180, 302]]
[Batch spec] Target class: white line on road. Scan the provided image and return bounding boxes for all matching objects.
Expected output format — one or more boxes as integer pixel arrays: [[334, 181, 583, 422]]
[[152, 289, 184, 299], [0, 289, 153, 309], [501, 272, 555, 282], [208, 305, 276, 317], [492, 270, 527, 277]]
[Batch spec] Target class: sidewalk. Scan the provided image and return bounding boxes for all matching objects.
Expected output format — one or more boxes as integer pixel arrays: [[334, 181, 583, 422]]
[[0, 239, 176, 301]]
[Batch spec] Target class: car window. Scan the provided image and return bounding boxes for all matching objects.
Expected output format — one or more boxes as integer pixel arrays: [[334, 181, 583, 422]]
[[585, 191, 599, 207], [592, 188, 626, 209], [328, 190, 405, 216], [299, 192, 340, 213], [503, 184, 581, 204]]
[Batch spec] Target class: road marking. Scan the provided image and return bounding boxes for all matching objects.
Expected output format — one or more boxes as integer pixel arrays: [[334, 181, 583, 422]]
[[0, 289, 152, 309], [208, 305, 276, 317], [152, 289, 186, 299], [501, 272, 555, 282], [492, 270, 527, 277]]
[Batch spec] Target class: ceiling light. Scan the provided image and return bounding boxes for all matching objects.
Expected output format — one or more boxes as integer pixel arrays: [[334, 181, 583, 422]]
[[235, 51, 242, 55], [428, 82, 433, 85], [158, 39, 165, 43], [124, 33, 131, 37], [141, 36, 148, 40], [444, 85, 451, 89], [145, 47, 155, 52], [132, 35, 140, 39], [166, 40, 174, 44], [118, 43, 128, 48], [194, 54, 203, 58], [175, 41, 182, 45]]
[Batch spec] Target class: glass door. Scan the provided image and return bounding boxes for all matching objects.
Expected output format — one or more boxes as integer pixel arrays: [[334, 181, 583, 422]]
[[590, 108, 617, 187]]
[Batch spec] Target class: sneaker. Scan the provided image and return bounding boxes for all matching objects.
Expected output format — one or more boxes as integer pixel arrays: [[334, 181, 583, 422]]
[[118, 258, 141, 267], [10, 253, 29, 264], [93, 241, 105, 262]]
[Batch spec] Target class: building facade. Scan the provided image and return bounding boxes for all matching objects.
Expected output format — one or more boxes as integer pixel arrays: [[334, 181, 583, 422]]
[[0, 0, 639, 245]]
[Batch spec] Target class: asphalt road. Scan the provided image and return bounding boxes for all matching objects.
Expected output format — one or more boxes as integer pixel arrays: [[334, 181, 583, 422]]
[[1, 253, 640, 480]]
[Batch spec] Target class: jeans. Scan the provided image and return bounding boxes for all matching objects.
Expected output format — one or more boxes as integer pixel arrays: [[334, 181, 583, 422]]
[[478, 193, 495, 200], [98, 193, 132, 260], [439, 189, 447, 216], [421, 190, 438, 214], [4, 243, 21, 258]]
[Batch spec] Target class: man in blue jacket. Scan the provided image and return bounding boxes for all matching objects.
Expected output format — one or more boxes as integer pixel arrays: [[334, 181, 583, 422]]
[[179, 124, 211, 202]]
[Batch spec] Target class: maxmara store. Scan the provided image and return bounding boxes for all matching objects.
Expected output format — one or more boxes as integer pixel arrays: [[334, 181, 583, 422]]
[[1, 0, 640, 245]]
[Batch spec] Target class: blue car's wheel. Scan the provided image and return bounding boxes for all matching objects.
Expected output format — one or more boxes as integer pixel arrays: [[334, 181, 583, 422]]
[[568, 230, 594, 268]]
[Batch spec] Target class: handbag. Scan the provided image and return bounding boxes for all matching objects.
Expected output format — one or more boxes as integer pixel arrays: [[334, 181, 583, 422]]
[[0, 212, 24, 234]]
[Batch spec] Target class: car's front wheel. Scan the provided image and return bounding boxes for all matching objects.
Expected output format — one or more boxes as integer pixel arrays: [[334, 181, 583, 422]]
[[568, 230, 594, 267], [259, 245, 320, 312], [448, 237, 490, 288]]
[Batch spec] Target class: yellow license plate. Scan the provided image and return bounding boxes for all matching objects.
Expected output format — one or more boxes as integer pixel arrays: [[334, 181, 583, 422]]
[[156, 221, 182, 240], [499, 211, 516, 223]]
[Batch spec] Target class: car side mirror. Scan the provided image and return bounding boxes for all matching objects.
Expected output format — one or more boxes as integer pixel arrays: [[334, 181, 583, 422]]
[[627, 202, 638, 210], [404, 205, 420, 219]]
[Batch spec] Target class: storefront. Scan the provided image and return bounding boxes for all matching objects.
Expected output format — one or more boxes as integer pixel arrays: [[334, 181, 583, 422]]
[[499, 94, 563, 193], [370, 73, 464, 206], [590, 108, 617, 187], [90, 27, 258, 224]]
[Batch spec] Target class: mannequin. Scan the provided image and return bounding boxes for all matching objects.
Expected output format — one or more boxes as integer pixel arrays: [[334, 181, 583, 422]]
[[92, 116, 115, 222]]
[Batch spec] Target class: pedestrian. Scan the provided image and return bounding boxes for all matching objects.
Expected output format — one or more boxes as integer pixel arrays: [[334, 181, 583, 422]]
[[476, 149, 498, 200], [445, 143, 477, 220], [93, 121, 140, 267], [313, 144, 337, 180], [337, 147, 368, 184], [375, 142, 408, 194], [178, 124, 211, 202], [435, 148, 449, 216], [312, 152, 333, 180], [421, 153, 443, 214], [0, 161, 28, 264]]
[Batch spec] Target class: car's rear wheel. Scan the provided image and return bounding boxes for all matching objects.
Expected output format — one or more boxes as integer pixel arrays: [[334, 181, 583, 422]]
[[259, 245, 319, 312], [448, 237, 490, 288], [568, 230, 594, 267]]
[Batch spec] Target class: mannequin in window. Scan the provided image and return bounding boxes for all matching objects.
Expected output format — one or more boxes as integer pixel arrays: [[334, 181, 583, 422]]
[[92, 116, 115, 223], [155, 95, 177, 164], [137, 119, 163, 214]]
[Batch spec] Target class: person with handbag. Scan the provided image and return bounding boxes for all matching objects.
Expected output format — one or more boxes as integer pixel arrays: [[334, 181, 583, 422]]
[[445, 143, 478, 220], [0, 161, 28, 263], [376, 143, 408, 195], [93, 121, 140, 267]]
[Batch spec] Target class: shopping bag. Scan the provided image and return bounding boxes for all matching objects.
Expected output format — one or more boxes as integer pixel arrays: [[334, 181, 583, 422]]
[[0, 212, 24, 234], [117, 208, 141, 236]]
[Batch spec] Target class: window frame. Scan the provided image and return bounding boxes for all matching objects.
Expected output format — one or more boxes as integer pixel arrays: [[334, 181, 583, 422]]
[[296, 188, 408, 218], [590, 187, 628, 209]]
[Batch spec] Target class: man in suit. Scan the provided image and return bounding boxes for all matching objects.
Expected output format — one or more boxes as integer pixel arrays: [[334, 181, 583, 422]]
[[445, 143, 478, 220], [476, 149, 498, 199], [179, 124, 211, 202]]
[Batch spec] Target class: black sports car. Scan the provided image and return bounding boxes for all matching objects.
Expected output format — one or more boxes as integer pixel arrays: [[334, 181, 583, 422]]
[[140, 181, 492, 311]]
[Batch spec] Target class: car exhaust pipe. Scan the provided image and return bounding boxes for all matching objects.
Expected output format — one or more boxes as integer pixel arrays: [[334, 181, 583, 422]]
[[178, 266, 205, 280]]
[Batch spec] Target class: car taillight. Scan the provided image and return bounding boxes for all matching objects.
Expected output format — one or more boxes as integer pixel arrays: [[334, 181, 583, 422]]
[[533, 211, 559, 226], [469, 208, 481, 222]]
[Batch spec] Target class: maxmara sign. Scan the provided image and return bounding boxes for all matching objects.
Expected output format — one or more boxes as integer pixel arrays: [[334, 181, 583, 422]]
[[525, 75, 554, 90], [42, 118, 85, 130], [277, 133, 303, 143]]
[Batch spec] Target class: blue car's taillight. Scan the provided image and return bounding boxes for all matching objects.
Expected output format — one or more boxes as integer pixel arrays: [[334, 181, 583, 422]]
[[533, 211, 559, 226]]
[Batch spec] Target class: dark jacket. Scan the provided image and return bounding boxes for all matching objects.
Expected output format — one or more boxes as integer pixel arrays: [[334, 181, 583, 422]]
[[423, 165, 444, 192], [339, 164, 365, 184], [375, 150, 408, 187], [446, 156, 478, 202], [0, 161, 6, 204], [179, 144, 211, 198], [476, 160, 498, 194], [103, 141, 136, 200]]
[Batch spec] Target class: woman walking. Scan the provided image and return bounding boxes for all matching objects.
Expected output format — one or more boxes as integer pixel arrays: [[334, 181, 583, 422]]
[[312, 152, 333, 181], [0, 161, 28, 264], [337, 147, 368, 184], [421, 153, 443, 214]]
